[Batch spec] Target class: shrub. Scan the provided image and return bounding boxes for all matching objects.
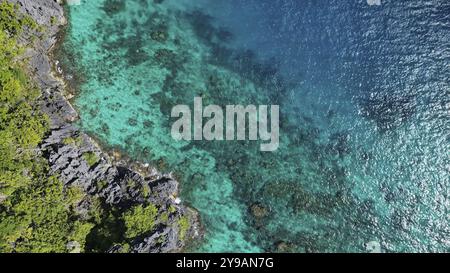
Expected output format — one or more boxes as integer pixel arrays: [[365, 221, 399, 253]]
[[122, 204, 158, 239], [62, 135, 83, 146], [82, 152, 99, 167], [177, 216, 190, 241], [96, 180, 108, 191], [69, 221, 95, 252], [0, 175, 88, 252]]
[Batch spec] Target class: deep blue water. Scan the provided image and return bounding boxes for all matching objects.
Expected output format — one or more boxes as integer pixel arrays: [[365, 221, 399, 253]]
[[190, 0, 450, 251]]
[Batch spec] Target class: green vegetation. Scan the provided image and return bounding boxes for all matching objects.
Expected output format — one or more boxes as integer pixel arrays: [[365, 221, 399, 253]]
[[1, 175, 71, 252], [142, 183, 150, 198], [122, 204, 158, 239], [160, 211, 169, 223], [168, 205, 177, 214], [177, 216, 190, 241], [0, 1, 46, 199], [86, 196, 104, 224], [114, 243, 130, 253], [95, 180, 108, 191], [0, 1, 91, 253], [126, 178, 136, 189], [62, 135, 83, 146], [0, 1, 36, 38], [82, 151, 99, 167], [65, 185, 85, 207], [68, 222, 95, 253], [50, 16, 57, 26], [84, 210, 125, 252]]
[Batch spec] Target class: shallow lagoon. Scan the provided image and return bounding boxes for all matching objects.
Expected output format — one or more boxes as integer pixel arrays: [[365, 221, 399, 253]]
[[61, 0, 450, 252]]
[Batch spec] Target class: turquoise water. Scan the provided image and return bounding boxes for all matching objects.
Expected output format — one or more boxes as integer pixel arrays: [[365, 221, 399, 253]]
[[60, 0, 449, 252]]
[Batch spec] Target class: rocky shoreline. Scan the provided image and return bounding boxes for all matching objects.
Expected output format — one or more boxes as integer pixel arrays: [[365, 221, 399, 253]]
[[12, 0, 201, 253]]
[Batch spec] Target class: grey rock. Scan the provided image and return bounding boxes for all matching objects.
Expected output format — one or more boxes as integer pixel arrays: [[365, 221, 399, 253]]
[[11, 0, 64, 28], [130, 225, 178, 253]]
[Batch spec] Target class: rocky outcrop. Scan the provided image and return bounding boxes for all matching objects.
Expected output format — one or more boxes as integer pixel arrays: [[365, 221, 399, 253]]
[[12, 0, 200, 252]]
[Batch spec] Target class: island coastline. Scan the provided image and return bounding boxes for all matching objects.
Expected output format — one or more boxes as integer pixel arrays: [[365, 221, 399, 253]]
[[10, 0, 202, 253]]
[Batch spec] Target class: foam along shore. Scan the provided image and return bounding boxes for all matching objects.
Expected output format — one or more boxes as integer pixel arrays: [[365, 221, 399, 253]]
[[9, 0, 201, 253]]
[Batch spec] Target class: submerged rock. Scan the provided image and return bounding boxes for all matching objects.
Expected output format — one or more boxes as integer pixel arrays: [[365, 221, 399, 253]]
[[249, 203, 269, 219], [101, 0, 126, 16], [359, 92, 416, 132], [275, 241, 295, 253], [150, 29, 169, 43]]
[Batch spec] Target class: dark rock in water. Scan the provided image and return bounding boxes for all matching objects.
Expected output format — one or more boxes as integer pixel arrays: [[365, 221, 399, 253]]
[[14, 0, 200, 253], [125, 36, 149, 66], [275, 241, 295, 253], [151, 29, 169, 43], [249, 203, 269, 219], [154, 48, 178, 69], [186, 10, 216, 43], [359, 92, 416, 132], [128, 117, 138, 126], [102, 0, 126, 16]]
